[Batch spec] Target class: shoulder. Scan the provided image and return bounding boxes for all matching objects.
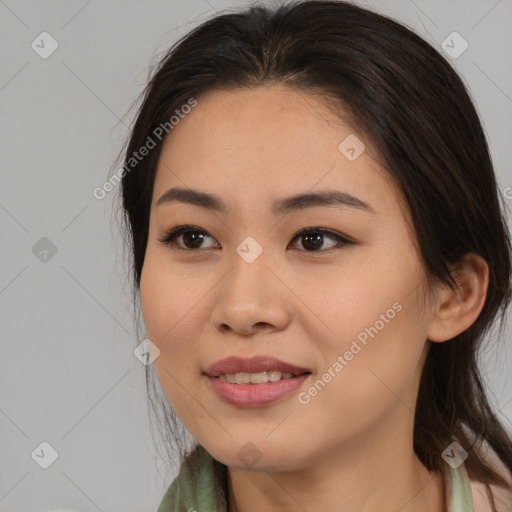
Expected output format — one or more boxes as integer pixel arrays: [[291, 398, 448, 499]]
[[469, 442, 512, 512]]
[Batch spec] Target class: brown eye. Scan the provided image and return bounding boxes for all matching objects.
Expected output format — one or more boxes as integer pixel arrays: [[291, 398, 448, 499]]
[[158, 226, 218, 250], [288, 228, 353, 252]]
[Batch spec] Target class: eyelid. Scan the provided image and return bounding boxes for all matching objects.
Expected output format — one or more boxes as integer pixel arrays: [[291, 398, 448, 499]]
[[157, 225, 217, 250], [289, 227, 354, 251]]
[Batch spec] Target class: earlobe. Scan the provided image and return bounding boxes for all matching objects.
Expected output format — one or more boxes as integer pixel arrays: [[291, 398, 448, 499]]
[[426, 253, 489, 343]]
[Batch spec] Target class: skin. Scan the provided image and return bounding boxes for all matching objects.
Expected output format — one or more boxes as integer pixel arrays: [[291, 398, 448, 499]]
[[139, 84, 489, 512]]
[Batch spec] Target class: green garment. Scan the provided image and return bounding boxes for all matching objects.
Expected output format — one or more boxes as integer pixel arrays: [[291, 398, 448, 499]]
[[157, 444, 474, 511]]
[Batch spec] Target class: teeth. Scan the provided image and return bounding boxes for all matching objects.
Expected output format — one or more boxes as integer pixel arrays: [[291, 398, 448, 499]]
[[218, 371, 296, 384]]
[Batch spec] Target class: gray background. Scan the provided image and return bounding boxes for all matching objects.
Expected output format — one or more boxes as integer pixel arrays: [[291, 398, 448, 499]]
[[1, 0, 511, 510]]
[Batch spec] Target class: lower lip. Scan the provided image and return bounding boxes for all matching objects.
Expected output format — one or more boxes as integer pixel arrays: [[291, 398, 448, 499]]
[[206, 373, 310, 407]]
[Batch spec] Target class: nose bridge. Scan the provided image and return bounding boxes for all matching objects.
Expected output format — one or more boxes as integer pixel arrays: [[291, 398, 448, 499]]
[[227, 234, 273, 298], [226, 211, 294, 291]]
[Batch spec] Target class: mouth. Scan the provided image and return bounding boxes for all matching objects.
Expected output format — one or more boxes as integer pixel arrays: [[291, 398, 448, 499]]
[[203, 355, 312, 406], [205, 371, 311, 407], [204, 355, 311, 379], [213, 370, 311, 384]]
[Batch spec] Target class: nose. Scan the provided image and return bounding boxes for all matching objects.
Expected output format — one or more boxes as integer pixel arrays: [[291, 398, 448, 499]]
[[209, 249, 291, 337]]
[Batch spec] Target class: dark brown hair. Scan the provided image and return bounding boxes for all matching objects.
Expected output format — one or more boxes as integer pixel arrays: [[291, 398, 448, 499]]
[[114, 0, 512, 505]]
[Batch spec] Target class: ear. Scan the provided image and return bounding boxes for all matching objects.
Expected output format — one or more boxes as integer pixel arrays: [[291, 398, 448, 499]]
[[427, 253, 489, 343]]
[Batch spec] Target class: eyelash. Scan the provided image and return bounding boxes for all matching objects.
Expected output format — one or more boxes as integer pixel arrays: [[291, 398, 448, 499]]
[[157, 225, 354, 253]]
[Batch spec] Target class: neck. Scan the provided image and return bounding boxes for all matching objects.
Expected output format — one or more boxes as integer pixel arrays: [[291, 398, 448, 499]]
[[227, 429, 445, 512]]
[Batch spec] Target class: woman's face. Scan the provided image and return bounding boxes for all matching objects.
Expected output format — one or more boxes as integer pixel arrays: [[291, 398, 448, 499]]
[[140, 84, 438, 471]]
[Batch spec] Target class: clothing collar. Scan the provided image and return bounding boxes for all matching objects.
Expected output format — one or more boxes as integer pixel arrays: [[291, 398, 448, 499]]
[[445, 462, 474, 512]]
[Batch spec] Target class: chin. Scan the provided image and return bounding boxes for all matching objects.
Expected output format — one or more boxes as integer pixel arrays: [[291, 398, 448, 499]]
[[206, 437, 308, 473]]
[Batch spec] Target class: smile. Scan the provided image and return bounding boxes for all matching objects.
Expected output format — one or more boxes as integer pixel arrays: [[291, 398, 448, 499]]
[[217, 370, 299, 384], [206, 372, 311, 407]]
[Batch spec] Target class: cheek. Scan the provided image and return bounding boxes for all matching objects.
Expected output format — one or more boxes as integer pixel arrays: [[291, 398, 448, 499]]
[[303, 251, 429, 409], [299, 253, 410, 354], [140, 255, 195, 374], [140, 250, 201, 338], [308, 284, 429, 425], [139, 250, 218, 392], [140, 258, 170, 339]]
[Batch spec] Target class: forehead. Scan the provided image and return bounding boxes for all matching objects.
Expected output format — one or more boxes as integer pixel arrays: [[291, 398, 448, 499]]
[[152, 85, 406, 221], [161, 84, 360, 161]]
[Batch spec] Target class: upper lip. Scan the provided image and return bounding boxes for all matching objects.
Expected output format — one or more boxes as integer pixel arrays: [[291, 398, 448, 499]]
[[204, 355, 311, 377]]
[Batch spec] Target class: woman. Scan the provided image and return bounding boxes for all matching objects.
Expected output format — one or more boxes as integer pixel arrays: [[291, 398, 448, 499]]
[[115, 1, 512, 510]]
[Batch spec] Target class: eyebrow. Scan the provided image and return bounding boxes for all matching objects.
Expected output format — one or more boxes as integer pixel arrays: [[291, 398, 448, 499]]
[[156, 187, 375, 215]]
